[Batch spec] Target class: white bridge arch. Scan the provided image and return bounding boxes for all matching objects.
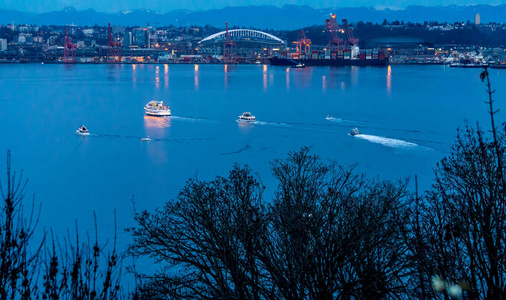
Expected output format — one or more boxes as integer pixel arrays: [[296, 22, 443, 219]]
[[199, 29, 286, 45]]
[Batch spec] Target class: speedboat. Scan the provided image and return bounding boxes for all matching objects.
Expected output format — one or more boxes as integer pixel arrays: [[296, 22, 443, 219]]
[[350, 128, 360, 136], [238, 112, 256, 122], [326, 115, 332, 120], [75, 125, 89, 136], [291, 63, 306, 68], [141, 137, 151, 141], [144, 100, 171, 116]]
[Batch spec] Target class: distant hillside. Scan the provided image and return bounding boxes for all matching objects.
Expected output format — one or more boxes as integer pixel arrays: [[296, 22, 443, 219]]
[[0, 4, 505, 30]]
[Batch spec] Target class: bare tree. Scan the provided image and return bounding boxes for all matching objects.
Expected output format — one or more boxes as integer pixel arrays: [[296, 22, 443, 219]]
[[0, 151, 124, 300], [127, 164, 267, 299], [261, 147, 411, 300], [412, 68, 506, 299], [0, 150, 42, 299]]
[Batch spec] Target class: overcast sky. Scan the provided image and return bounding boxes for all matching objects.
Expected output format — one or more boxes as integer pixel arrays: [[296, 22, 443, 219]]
[[1, 0, 505, 13]]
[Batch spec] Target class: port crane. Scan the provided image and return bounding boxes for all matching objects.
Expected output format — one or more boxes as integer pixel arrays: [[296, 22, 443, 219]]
[[223, 22, 237, 63], [107, 23, 122, 63], [294, 30, 311, 54], [342, 19, 358, 48], [63, 28, 77, 63], [326, 14, 343, 51]]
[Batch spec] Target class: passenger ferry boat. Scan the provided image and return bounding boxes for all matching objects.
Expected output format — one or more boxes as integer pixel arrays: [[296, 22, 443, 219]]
[[238, 112, 256, 121], [144, 101, 171, 116]]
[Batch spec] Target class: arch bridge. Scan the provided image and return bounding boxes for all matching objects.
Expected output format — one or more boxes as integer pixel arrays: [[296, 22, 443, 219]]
[[199, 29, 286, 45]]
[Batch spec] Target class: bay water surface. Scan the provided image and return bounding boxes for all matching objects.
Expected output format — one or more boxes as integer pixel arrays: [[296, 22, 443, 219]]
[[0, 63, 504, 283]]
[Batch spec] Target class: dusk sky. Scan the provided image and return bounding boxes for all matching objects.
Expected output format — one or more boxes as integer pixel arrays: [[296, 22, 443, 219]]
[[1, 0, 505, 13]]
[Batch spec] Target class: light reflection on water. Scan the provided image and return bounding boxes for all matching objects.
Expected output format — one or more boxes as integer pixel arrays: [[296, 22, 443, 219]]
[[143, 115, 171, 129], [263, 64, 267, 91], [155, 65, 160, 89], [387, 65, 392, 96], [194, 64, 199, 90], [143, 115, 171, 166], [164, 64, 169, 88], [237, 120, 254, 134]]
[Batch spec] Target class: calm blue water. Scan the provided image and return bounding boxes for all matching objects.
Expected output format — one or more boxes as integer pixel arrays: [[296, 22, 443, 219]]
[[0, 63, 504, 278]]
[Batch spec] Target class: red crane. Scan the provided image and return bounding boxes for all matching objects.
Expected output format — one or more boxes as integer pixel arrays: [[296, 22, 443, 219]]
[[293, 30, 311, 54], [107, 23, 122, 63], [342, 19, 359, 49], [223, 22, 237, 63], [325, 14, 343, 51], [63, 28, 77, 63]]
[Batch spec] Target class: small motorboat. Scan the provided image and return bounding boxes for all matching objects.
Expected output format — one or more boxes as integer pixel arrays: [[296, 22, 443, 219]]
[[291, 63, 306, 68], [326, 115, 332, 120], [238, 112, 256, 122], [75, 125, 90, 136], [144, 100, 171, 116], [141, 137, 151, 141], [350, 128, 360, 136]]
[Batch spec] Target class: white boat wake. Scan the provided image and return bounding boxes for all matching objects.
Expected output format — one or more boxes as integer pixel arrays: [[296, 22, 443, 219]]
[[326, 116, 357, 124], [253, 121, 290, 127], [354, 134, 419, 149], [237, 120, 291, 128], [326, 116, 343, 122], [170, 116, 213, 122]]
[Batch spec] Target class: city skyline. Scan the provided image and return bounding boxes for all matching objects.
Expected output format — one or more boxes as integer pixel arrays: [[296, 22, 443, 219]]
[[1, 0, 505, 14]]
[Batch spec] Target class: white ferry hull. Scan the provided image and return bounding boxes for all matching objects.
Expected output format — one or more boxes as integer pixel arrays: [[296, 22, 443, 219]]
[[144, 109, 171, 116]]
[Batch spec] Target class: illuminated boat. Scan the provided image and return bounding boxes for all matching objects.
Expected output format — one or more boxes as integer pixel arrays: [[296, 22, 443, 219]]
[[144, 100, 171, 116], [291, 63, 306, 68], [350, 128, 360, 136], [238, 112, 256, 122], [75, 125, 89, 136]]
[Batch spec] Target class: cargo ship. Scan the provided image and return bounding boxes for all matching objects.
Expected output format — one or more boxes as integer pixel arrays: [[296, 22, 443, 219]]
[[270, 46, 388, 67]]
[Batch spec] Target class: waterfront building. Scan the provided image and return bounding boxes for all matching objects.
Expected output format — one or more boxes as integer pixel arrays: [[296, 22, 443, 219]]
[[0, 39, 7, 51], [18, 26, 30, 33], [15, 35, 26, 44], [47, 36, 58, 45], [124, 31, 133, 47], [475, 14, 481, 25], [82, 29, 94, 36], [133, 28, 148, 47]]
